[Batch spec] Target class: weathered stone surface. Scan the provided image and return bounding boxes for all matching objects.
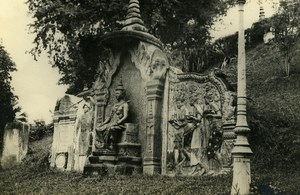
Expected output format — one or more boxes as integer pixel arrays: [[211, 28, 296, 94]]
[[162, 70, 236, 176], [51, 94, 83, 171], [49, 0, 238, 178], [130, 42, 169, 82], [1, 121, 30, 168]]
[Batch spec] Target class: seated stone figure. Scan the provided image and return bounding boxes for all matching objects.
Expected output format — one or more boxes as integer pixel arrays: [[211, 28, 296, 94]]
[[96, 80, 129, 151]]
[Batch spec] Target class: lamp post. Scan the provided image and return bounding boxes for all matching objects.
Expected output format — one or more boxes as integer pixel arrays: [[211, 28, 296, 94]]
[[231, 0, 253, 194]]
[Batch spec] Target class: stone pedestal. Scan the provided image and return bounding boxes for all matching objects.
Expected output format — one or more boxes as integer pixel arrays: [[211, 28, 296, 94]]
[[117, 123, 142, 174], [85, 150, 118, 175], [85, 123, 142, 175], [143, 80, 164, 175], [221, 120, 236, 168]]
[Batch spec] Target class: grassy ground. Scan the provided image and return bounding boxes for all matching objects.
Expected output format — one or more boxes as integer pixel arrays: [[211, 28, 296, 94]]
[[0, 169, 232, 194], [0, 136, 233, 194], [0, 135, 299, 194]]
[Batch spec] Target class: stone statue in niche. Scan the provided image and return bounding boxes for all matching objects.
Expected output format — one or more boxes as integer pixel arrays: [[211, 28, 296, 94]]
[[95, 80, 129, 151]]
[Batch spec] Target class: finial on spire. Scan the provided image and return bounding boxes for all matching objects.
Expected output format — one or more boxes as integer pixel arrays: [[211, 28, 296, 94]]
[[259, 5, 265, 20], [121, 0, 148, 32]]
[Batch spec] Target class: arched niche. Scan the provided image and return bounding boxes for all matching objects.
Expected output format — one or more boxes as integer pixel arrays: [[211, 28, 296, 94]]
[[105, 51, 147, 153]]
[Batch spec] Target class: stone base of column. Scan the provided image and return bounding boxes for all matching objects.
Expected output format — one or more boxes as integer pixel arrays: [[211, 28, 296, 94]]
[[231, 155, 251, 195], [143, 157, 161, 175]]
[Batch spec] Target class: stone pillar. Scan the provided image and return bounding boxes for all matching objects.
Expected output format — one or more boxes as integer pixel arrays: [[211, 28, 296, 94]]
[[231, 1, 253, 194], [92, 90, 107, 151], [143, 80, 164, 175]]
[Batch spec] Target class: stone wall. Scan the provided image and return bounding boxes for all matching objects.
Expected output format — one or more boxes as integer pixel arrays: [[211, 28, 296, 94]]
[[1, 121, 30, 168]]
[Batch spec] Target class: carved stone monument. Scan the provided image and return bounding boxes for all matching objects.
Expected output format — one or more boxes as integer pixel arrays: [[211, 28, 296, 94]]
[[83, 0, 169, 175], [50, 0, 237, 176], [1, 121, 30, 168]]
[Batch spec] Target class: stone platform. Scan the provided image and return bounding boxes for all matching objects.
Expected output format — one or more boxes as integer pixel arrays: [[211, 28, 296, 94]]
[[84, 123, 142, 175], [84, 149, 142, 175]]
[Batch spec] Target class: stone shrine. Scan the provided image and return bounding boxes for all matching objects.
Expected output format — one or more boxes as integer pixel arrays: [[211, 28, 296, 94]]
[[50, 0, 236, 176]]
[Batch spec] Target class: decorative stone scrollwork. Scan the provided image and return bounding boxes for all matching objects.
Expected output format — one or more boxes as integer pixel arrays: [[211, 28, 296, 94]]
[[147, 50, 168, 81], [130, 42, 169, 82], [93, 50, 121, 124]]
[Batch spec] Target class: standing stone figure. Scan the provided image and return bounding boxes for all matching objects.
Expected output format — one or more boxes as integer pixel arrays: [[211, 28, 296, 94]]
[[96, 80, 129, 151], [169, 97, 189, 174], [203, 93, 223, 171], [188, 96, 210, 175], [75, 97, 94, 172]]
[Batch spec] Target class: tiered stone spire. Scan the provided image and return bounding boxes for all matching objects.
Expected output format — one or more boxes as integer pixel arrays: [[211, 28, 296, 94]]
[[121, 0, 148, 32], [259, 6, 265, 20], [102, 0, 162, 51]]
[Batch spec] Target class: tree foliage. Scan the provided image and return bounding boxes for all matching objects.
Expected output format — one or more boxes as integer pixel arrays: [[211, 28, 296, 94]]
[[27, 0, 235, 93], [272, 0, 300, 76], [0, 43, 18, 148]]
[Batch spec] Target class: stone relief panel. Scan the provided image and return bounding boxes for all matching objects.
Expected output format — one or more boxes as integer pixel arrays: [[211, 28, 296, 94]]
[[165, 72, 236, 176]]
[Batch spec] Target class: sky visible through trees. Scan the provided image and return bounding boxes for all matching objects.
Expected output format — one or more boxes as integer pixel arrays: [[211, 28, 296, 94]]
[[0, 0, 278, 123]]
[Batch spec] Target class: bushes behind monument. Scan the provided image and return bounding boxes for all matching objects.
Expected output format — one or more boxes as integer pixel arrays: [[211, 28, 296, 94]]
[[29, 120, 53, 141]]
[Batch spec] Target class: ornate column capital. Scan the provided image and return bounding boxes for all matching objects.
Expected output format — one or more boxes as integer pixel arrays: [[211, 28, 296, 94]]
[[146, 80, 164, 100]]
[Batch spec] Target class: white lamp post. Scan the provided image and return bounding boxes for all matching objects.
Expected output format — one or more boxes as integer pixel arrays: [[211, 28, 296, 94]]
[[231, 0, 253, 194]]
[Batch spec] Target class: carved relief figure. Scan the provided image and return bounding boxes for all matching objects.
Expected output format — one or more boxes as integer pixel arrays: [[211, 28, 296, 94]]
[[203, 92, 224, 171], [95, 80, 129, 151], [188, 95, 209, 175], [130, 42, 169, 81], [76, 100, 94, 156], [167, 80, 228, 176], [223, 91, 236, 121], [168, 96, 189, 174], [75, 96, 94, 172]]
